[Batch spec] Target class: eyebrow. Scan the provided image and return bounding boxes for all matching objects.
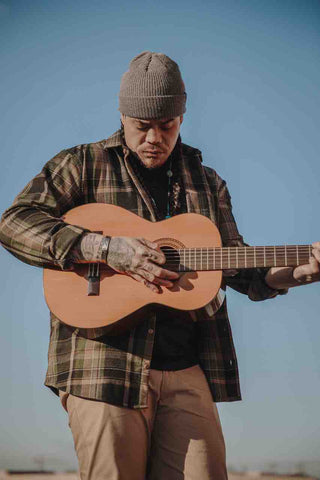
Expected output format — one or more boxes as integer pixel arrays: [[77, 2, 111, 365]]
[[135, 118, 175, 126]]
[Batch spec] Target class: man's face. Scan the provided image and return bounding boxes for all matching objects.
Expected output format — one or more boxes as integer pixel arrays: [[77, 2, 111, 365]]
[[121, 114, 183, 169]]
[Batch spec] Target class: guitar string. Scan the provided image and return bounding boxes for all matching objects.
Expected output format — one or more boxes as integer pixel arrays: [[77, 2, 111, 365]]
[[160, 246, 311, 266], [161, 246, 311, 254], [161, 246, 311, 253], [162, 249, 312, 256], [161, 248, 311, 259]]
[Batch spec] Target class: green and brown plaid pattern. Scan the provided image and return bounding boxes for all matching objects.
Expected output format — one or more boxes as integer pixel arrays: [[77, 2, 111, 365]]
[[0, 130, 285, 407]]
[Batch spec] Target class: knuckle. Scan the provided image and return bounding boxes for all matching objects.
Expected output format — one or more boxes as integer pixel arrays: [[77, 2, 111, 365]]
[[145, 262, 153, 272], [154, 267, 162, 277], [146, 272, 155, 282], [136, 245, 145, 256], [158, 255, 166, 264], [131, 258, 139, 269]]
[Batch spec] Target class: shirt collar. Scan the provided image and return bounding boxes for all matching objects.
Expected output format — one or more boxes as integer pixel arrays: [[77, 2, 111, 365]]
[[103, 129, 123, 149]]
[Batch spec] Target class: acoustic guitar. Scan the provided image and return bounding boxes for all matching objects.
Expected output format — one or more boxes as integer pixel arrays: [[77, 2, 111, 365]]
[[43, 203, 311, 331]]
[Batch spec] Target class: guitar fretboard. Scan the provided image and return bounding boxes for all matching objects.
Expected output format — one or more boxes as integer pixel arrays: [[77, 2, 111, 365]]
[[163, 245, 312, 272]]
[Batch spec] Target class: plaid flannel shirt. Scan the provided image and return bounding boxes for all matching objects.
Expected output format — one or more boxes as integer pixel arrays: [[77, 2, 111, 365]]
[[0, 130, 285, 408]]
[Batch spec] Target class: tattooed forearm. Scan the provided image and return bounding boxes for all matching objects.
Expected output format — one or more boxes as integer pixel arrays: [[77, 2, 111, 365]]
[[70, 233, 104, 262]]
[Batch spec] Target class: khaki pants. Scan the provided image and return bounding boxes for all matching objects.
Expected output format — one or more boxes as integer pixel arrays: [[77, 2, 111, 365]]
[[59, 365, 227, 480]]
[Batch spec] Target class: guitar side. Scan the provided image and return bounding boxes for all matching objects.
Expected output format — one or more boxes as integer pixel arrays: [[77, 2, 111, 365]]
[[43, 204, 222, 329]]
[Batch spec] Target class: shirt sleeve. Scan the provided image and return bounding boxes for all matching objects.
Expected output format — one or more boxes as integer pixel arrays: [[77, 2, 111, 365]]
[[216, 176, 288, 301], [0, 147, 89, 269]]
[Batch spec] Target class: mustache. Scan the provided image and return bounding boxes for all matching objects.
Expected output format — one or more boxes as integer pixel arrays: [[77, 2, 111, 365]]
[[143, 146, 165, 153]]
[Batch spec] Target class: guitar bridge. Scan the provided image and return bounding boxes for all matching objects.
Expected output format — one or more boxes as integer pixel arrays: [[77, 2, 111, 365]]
[[87, 263, 100, 296]]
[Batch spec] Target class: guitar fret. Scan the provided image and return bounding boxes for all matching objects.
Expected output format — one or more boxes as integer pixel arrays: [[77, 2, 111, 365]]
[[296, 245, 299, 265], [254, 246, 256, 268], [284, 245, 287, 266]]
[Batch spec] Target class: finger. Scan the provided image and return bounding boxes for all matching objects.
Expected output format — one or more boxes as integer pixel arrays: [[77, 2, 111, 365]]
[[294, 258, 320, 283], [154, 278, 174, 287], [141, 238, 159, 250], [311, 248, 320, 264], [157, 267, 180, 280], [142, 262, 179, 280], [305, 257, 320, 282], [135, 268, 156, 283], [137, 264, 179, 287], [293, 264, 312, 281], [130, 273, 160, 293], [312, 241, 320, 249], [146, 249, 167, 265], [139, 238, 167, 264], [309, 256, 320, 274], [139, 269, 174, 288], [141, 262, 179, 280]]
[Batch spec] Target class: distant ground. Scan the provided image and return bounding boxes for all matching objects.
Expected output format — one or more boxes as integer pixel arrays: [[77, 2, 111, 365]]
[[0, 472, 317, 480], [0, 474, 79, 480]]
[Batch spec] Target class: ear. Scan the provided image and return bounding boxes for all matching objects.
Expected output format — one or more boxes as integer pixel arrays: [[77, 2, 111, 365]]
[[179, 115, 184, 125]]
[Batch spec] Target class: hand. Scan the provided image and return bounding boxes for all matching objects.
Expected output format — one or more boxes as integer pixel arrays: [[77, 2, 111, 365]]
[[292, 241, 320, 284], [106, 236, 180, 293]]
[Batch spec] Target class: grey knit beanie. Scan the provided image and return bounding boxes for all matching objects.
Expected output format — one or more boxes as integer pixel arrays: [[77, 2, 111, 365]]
[[119, 51, 186, 119]]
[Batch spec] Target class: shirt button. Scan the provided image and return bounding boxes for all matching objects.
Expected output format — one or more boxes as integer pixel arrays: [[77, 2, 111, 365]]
[[148, 328, 154, 334]]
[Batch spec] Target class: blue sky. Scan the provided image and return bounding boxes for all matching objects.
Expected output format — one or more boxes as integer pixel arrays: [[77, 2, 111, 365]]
[[0, 0, 320, 474]]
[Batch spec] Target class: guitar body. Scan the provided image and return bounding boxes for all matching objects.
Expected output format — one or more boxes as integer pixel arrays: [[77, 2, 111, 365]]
[[43, 204, 222, 329]]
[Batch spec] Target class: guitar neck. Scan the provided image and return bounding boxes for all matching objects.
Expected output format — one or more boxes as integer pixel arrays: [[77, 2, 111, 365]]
[[164, 245, 312, 272]]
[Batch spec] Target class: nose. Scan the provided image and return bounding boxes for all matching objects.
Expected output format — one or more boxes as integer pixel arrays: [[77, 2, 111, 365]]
[[146, 127, 162, 145]]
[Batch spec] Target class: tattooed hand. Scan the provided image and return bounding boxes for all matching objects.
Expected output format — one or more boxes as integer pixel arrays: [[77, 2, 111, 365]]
[[106, 236, 180, 293]]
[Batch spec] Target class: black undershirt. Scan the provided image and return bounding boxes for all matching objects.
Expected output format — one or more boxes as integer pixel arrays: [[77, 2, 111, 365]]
[[131, 154, 198, 371]]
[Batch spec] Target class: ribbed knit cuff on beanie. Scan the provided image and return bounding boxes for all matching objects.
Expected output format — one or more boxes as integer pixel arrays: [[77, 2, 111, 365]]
[[119, 51, 186, 119]]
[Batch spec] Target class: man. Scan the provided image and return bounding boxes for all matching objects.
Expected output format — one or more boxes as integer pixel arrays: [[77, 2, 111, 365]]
[[0, 51, 319, 480]]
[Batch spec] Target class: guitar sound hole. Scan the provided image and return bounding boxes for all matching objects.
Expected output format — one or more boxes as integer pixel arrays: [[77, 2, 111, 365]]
[[161, 246, 188, 272]]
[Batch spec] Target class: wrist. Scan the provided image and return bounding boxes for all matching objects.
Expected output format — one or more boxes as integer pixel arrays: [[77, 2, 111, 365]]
[[98, 236, 111, 263], [291, 267, 314, 285], [266, 266, 299, 289], [70, 233, 104, 263]]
